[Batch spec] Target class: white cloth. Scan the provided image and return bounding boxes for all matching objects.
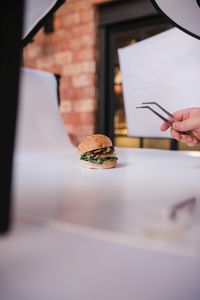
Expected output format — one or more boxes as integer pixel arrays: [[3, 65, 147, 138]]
[[118, 28, 200, 138]]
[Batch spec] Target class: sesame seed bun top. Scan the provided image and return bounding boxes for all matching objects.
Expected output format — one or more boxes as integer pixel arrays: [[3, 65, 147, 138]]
[[78, 134, 112, 154]]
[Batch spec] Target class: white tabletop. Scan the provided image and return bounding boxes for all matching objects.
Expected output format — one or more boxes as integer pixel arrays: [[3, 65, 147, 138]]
[[13, 147, 200, 257], [0, 220, 200, 300], [1, 147, 200, 300]]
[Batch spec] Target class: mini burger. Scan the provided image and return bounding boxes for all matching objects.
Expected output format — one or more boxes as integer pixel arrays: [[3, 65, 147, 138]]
[[78, 134, 118, 169]]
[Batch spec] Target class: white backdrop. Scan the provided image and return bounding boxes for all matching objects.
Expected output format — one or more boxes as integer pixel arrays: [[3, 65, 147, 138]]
[[15, 68, 74, 156]]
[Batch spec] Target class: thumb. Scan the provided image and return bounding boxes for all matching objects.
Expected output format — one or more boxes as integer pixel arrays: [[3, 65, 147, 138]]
[[173, 118, 197, 132]]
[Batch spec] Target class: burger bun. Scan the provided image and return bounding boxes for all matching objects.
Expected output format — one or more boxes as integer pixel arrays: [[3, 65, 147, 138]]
[[80, 159, 117, 169], [78, 134, 112, 154]]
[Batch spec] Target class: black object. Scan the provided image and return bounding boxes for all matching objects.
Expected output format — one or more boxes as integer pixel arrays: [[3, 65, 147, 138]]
[[0, 1, 24, 234], [54, 74, 61, 106], [44, 15, 55, 33], [0, 0, 65, 235]]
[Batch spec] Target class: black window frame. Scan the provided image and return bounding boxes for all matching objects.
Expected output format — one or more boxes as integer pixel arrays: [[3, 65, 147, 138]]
[[96, 0, 178, 150]]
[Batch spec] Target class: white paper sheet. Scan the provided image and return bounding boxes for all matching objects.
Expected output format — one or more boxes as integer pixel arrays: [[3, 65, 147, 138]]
[[118, 28, 200, 138]]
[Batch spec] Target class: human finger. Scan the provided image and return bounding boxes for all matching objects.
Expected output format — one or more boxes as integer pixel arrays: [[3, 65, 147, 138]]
[[183, 139, 198, 147], [172, 109, 190, 122], [170, 128, 181, 141], [179, 134, 194, 144], [172, 115, 200, 133], [160, 121, 170, 131]]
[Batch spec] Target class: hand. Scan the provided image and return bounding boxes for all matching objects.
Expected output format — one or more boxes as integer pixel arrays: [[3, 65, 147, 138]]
[[160, 107, 200, 146]]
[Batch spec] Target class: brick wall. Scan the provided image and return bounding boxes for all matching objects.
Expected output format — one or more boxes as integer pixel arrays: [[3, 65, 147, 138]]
[[23, 0, 110, 145]]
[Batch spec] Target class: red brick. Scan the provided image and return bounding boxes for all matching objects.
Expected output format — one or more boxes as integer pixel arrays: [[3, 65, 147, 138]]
[[55, 2, 72, 17], [68, 133, 79, 146], [80, 10, 95, 23], [25, 45, 41, 59], [81, 34, 95, 47], [54, 18, 63, 30], [54, 51, 73, 65], [63, 12, 81, 27], [74, 47, 95, 61], [61, 86, 96, 101], [66, 123, 95, 139], [62, 63, 81, 76], [53, 39, 71, 51], [75, 124, 95, 138], [71, 23, 95, 37], [73, 99, 96, 113], [46, 65, 62, 75], [77, 87, 96, 99], [62, 112, 95, 125], [71, 1, 90, 12], [79, 112, 95, 124], [63, 123, 95, 144], [62, 60, 95, 76], [31, 28, 45, 43], [64, 124, 76, 135], [94, 0, 110, 4], [57, 28, 69, 40], [41, 45, 56, 55], [60, 100, 73, 113], [72, 74, 94, 88], [36, 56, 55, 69], [60, 88, 77, 100], [60, 87, 72, 101], [22, 58, 36, 68]]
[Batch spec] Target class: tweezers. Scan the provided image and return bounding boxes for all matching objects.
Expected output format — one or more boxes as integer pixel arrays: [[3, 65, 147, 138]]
[[136, 101, 199, 141]]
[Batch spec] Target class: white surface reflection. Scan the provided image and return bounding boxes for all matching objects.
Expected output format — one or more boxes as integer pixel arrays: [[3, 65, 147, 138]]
[[13, 147, 200, 257]]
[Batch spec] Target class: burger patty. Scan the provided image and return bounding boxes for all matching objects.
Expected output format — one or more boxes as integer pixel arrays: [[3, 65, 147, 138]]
[[80, 147, 118, 165], [86, 146, 115, 155]]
